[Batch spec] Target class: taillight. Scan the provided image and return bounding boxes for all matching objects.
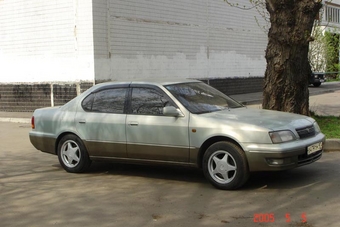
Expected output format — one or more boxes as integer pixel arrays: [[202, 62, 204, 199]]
[[31, 116, 35, 129]]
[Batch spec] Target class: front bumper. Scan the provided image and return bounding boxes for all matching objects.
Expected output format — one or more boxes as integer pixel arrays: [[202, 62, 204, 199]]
[[309, 73, 326, 84], [241, 132, 325, 172]]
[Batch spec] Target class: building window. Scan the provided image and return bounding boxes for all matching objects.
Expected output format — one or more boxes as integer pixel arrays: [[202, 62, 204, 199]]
[[325, 4, 340, 24]]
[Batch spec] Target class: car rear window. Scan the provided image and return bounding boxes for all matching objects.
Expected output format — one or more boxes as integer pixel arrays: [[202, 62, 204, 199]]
[[82, 88, 127, 114]]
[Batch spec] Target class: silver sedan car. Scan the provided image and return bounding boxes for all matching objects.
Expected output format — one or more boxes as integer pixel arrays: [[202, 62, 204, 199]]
[[29, 79, 325, 190]]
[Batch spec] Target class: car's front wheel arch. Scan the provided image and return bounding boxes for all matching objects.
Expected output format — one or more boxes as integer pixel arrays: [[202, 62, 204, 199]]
[[197, 136, 247, 168], [313, 82, 321, 87], [202, 140, 250, 190]]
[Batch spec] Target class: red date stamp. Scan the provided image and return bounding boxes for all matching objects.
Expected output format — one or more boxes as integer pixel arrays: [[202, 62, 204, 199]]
[[253, 213, 307, 223], [253, 213, 275, 223]]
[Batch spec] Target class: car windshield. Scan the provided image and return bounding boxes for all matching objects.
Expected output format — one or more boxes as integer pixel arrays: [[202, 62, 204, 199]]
[[165, 82, 243, 114]]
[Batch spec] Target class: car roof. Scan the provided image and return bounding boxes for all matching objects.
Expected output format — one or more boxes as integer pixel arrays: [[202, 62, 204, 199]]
[[96, 78, 201, 87], [79, 78, 203, 96]]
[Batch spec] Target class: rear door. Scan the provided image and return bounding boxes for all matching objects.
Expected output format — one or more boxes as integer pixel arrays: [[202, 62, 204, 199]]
[[75, 85, 128, 158]]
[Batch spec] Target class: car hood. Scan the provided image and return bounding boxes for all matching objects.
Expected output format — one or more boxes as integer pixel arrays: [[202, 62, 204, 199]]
[[203, 107, 314, 131]]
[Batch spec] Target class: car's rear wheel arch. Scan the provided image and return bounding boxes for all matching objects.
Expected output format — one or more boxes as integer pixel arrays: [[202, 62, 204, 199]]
[[197, 136, 247, 169], [55, 132, 82, 155], [56, 133, 91, 173]]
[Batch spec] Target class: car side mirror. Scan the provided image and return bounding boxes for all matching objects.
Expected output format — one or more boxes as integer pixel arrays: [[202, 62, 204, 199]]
[[163, 106, 184, 117]]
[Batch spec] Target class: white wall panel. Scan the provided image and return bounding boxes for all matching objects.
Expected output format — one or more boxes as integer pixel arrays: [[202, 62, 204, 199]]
[[94, 0, 267, 81], [0, 0, 94, 82], [1, 0, 267, 82]]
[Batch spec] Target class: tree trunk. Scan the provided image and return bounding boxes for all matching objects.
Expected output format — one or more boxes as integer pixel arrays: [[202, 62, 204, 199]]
[[263, 0, 322, 115]]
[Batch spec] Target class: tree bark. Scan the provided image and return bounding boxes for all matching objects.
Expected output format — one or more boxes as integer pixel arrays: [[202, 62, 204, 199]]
[[263, 0, 322, 115]]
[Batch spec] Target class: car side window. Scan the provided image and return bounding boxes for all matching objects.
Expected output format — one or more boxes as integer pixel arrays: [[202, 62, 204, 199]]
[[82, 93, 94, 111], [82, 88, 127, 114], [130, 88, 173, 115]]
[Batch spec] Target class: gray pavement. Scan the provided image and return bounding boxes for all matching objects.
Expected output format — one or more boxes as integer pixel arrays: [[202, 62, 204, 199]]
[[1, 121, 340, 227]]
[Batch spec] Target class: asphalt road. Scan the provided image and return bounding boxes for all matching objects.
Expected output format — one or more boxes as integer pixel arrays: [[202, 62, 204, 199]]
[[1, 122, 340, 227], [309, 81, 340, 94]]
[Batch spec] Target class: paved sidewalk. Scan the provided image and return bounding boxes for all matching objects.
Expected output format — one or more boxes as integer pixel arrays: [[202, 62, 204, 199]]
[[236, 90, 340, 117], [0, 111, 32, 124]]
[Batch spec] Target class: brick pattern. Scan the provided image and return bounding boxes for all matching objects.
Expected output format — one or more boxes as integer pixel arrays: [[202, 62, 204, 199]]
[[0, 83, 93, 112], [0, 84, 51, 112], [80, 83, 95, 93], [0, 79, 262, 112], [201, 77, 264, 95], [53, 84, 77, 107]]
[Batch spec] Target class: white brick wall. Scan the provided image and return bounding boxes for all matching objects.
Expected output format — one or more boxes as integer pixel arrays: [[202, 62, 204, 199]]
[[93, 0, 109, 59], [94, 0, 267, 81], [0, 0, 94, 83], [1, 0, 267, 83]]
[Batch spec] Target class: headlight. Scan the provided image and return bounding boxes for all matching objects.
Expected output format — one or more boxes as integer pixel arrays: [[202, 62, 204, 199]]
[[269, 130, 296, 144], [313, 122, 321, 134]]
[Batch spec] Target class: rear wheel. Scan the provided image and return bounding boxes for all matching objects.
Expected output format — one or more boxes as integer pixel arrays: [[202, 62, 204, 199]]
[[57, 134, 91, 173], [203, 141, 249, 190]]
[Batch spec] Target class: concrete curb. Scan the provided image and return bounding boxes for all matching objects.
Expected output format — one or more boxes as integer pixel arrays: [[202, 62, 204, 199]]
[[0, 118, 30, 124], [324, 139, 340, 152]]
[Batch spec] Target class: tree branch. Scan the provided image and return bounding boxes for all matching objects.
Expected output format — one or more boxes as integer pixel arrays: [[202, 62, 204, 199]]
[[224, 0, 260, 10], [266, 0, 276, 12]]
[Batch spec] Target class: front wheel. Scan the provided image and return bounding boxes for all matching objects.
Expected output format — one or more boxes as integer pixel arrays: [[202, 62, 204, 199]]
[[313, 82, 321, 87], [203, 141, 249, 190], [57, 134, 91, 173]]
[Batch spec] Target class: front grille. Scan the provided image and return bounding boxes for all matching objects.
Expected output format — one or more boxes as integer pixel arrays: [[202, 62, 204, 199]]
[[296, 125, 315, 139]]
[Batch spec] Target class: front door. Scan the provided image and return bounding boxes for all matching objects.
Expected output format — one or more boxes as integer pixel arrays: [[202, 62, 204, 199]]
[[126, 86, 190, 162]]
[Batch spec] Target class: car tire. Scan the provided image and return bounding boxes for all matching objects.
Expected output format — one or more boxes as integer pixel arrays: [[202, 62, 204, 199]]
[[57, 134, 91, 173], [313, 82, 321, 87], [203, 141, 249, 190]]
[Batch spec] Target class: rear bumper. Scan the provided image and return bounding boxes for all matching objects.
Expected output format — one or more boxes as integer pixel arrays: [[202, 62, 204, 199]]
[[29, 132, 56, 155], [241, 133, 325, 172]]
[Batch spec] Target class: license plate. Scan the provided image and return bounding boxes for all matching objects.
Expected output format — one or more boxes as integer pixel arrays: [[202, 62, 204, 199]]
[[320, 79, 324, 83], [307, 142, 323, 155]]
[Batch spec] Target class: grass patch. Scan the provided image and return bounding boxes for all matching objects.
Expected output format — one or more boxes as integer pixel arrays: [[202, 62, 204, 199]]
[[325, 78, 340, 82], [312, 115, 340, 139]]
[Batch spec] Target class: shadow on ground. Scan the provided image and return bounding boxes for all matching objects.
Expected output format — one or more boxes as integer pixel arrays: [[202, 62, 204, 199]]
[[74, 159, 332, 191]]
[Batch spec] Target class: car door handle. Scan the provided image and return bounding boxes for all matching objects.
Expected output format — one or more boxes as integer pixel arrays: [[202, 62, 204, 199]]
[[129, 121, 139, 126], [78, 119, 86, 124]]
